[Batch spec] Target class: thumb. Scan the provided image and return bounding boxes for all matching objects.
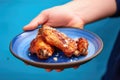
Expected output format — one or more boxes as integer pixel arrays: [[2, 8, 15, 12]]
[[67, 17, 84, 29], [23, 12, 48, 31]]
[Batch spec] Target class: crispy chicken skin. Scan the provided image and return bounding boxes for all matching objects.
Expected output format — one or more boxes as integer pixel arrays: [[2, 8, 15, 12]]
[[74, 38, 89, 56], [41, 25, 77, 57], [29, 34, 54, 59], [29, 25, 89, 59]]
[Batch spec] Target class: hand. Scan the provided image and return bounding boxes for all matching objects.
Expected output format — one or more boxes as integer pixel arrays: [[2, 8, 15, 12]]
[[23, 5, 84, 31], [45, 65, 80, 72], [23, 5, 84, 72], [23, 0, 116, 72], [23, 0, 116, 31], [24, 62, 80, 72]]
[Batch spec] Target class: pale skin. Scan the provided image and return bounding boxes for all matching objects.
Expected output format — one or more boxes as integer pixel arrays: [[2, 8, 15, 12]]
[[23, 0, 117, 72]]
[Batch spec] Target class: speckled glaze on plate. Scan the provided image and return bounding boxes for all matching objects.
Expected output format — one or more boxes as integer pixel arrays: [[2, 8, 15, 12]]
[[10, 27, 103, 69]]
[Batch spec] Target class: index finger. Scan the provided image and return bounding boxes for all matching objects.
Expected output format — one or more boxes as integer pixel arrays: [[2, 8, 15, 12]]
[[23, 12, 48, 31]]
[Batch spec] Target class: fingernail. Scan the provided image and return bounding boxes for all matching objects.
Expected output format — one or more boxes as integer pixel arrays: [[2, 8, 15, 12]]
[[73, 66, 79, 69], [55, 69, 63, 72], [46, 69, 52, 72], [23, 24, 29, 31]]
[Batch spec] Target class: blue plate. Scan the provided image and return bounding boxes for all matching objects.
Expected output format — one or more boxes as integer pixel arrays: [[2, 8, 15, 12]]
[[10, 28, 103, 69]]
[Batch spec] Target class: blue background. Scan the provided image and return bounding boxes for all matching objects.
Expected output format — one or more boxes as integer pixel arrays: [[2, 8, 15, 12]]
[[0, 0, 120, 80]]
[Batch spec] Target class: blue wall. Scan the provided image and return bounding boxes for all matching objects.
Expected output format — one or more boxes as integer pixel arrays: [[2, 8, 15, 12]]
[[0, 0, 120, 80]]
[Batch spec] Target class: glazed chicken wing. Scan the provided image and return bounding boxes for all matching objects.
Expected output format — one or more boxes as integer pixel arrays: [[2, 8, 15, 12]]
[[29, 33, 54, 59], [74, 38, 89, 56], [41, 25, 77, 57], [29, 25, 89, 59]]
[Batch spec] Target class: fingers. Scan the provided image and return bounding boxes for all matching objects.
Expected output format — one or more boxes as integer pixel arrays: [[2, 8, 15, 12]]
[[45, 69, 64, 72], [45, 65, 80, 72], [73, 65, 80, 69], [46, 69, 53, 72], [23, 12, 48, 31], [55, 69, 64, 72]]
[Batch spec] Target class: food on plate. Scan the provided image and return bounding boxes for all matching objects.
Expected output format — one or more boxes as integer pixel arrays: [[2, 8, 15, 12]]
[[29, 25, 89, 59], [41, 25, 77, 57], [29, 32, 54, 59], [74, 38, 89, 56]]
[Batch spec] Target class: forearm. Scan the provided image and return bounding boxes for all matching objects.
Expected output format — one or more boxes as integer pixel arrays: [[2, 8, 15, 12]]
[[63, 0, 117, 24]]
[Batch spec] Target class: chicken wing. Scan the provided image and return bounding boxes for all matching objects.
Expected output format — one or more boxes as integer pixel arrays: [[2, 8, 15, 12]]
[[29, 25, 89, 59], [29, 34, 54, 59], [41, 25, 77, 57], [74, 38, 89, 56]]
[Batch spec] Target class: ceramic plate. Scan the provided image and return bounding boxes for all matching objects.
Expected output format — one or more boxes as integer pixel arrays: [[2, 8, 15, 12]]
[[10, 28, 103, 69]]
